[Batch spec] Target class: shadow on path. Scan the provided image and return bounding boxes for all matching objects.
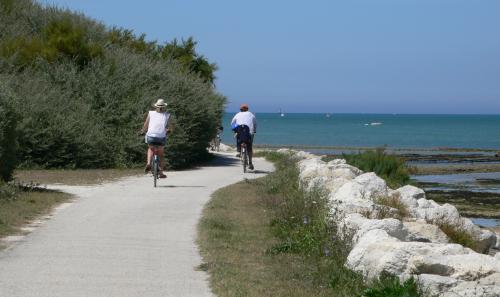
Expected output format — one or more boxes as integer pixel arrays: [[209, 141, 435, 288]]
[[158, 185, 205, 188]]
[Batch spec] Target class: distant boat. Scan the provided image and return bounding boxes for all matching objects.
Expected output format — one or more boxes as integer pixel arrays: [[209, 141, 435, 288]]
[[279, 108, 285, 117], [365, 122, 383, 126], [325, 113, 331, 118]]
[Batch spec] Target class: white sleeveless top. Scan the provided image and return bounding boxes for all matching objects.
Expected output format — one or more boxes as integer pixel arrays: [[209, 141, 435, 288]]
[[146, 111, 170, 138]]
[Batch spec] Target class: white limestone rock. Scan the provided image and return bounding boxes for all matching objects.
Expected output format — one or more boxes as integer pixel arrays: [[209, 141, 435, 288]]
[[413, 203, 461, 224], [332, 173, 389, 204], [346, 229, 470, 280], [354, 218, 409, 242], [403, 220, 450, 243], [477, 229, 497, 254], [394, 185, 425, 208], [330, 196, 376, 216], [443, 281, 500, 297], [354, 172, 389, 197], [295, 150, 316, 159], [327, 158, 346, 166], [417, 274, 458, 297], [218, 143, 234, 152], [417, 198, 440, 209], [410, 254, 500, 281]]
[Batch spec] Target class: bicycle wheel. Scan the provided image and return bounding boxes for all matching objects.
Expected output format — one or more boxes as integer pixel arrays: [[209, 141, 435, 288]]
[[153, 155, 159, 187]]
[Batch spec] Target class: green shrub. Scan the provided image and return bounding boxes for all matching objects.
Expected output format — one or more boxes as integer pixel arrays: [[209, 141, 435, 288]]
[[362, 275, 421, 297], [0, 16, 103, 69], [340, 148, 410, 188], [0, 0, 225, 169], [0, 89, 18, 181]]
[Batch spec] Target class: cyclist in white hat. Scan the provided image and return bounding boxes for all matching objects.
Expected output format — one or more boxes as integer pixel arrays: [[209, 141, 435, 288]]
[[141, 98, 172, 178]]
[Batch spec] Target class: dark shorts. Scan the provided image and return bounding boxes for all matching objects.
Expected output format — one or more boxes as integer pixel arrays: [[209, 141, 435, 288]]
[[237, 134, 253, 153], [146, 136, 166, 146]]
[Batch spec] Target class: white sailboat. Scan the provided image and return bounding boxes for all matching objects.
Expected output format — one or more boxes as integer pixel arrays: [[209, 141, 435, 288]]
[[279, 108, 285, 117]]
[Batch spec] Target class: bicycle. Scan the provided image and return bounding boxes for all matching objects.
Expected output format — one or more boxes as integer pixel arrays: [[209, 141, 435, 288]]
[[150, 145, 162, 187]]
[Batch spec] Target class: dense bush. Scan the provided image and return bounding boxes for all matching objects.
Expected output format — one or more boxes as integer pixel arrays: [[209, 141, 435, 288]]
[[0, 0, 225, 169], [341, 149, 410, 188], [0, 17, 103, 69], [0, 89, 18, 181]]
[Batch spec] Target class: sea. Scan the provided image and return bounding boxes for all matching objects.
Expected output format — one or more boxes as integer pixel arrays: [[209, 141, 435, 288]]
[[222, 112, 500, 225], [221, 113, 500, 151]]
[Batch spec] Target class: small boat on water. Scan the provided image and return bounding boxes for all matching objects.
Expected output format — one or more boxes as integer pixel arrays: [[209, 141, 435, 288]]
[[279, 108, 285, 117], [326, 113, 331, 118], [364, 122, 383, 126]]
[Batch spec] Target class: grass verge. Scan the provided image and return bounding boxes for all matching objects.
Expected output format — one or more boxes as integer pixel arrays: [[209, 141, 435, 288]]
[[198, 151, 422, 297], [0, 184, 71, 239]]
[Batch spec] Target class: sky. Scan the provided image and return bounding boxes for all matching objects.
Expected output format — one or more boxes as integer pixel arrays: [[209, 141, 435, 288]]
[[42, 0, 500, 114]]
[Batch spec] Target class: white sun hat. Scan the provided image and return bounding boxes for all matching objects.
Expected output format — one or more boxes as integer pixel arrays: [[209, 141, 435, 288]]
[[153, 98, 168, 108]]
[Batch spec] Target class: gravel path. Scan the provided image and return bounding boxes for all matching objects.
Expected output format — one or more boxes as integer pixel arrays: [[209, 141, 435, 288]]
[[0, 152, 273, 297]]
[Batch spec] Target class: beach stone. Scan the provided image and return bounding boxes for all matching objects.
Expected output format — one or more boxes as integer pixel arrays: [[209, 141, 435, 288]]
[[455, 218, 497, 253], [346, 229, 469, 280], [333, 173, 389, 203], [327, 158, 346, 165], [341, 213, 369, 232], [403, 221, 450, 243], [444, 280, 500, 297], [327, 161, 363, 176], [295, 150, 316, 159], [477, 229, 497, 254], [298, 159, 330, 182], [394, 185, 425, 208], [409, 254, 500, 281], [417, 198, 440, 209], [354, 172, 389, 197], [323, 177, 351, 194], [417, 274, 458, 297], [354, 218, 409, 242], [413, 203, 461, 224], [218, 143, 234, 152], [330, 195, 376, 215]]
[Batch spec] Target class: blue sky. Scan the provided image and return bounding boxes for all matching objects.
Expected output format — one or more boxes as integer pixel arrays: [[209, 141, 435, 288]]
[[42, 0, 500, 114]]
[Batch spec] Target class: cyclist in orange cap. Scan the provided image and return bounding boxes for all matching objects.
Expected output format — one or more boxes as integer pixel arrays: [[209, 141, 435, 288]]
[[231, 103, 257, 170]]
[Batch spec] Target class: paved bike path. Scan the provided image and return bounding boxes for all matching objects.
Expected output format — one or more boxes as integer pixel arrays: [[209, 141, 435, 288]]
[[0, 153, 274, 297]]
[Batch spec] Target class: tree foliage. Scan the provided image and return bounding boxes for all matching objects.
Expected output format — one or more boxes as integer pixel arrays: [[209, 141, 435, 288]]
[[0, 0, 225, 169], [0, 89, 18, 181]]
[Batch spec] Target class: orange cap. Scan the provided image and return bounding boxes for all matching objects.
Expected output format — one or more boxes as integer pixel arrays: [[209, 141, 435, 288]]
[[240, 104, 249, 111]]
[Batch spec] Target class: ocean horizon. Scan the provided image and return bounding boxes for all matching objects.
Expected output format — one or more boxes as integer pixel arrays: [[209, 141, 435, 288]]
[[221, 113, 500, 151]]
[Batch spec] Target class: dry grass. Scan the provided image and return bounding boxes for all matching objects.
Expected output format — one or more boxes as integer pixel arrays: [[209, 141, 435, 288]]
[[374, 193, 410, 220], [198, 179, 363, 297], [0, 189, 71, 238], [15, 169, 142, 186], [434, 219, 479, 252]]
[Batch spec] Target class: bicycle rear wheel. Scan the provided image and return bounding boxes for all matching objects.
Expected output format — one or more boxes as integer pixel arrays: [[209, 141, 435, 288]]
[[242, 146, 248, 173], [153, 155, 159, 187]]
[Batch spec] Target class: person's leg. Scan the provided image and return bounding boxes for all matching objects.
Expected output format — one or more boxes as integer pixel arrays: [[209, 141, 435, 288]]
[[247, 137, 254, 169], [145, 145, 153, 172], [236, 136, 241, 156]]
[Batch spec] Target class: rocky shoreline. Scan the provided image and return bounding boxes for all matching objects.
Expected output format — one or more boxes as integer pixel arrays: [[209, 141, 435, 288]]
[[280, 149, 500, 297]]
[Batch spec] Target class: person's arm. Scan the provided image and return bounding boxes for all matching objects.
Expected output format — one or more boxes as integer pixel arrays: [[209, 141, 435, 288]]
[[166, 116, 173, 134], [141, 114, 150, 134], [252, 114, 257, 134]]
